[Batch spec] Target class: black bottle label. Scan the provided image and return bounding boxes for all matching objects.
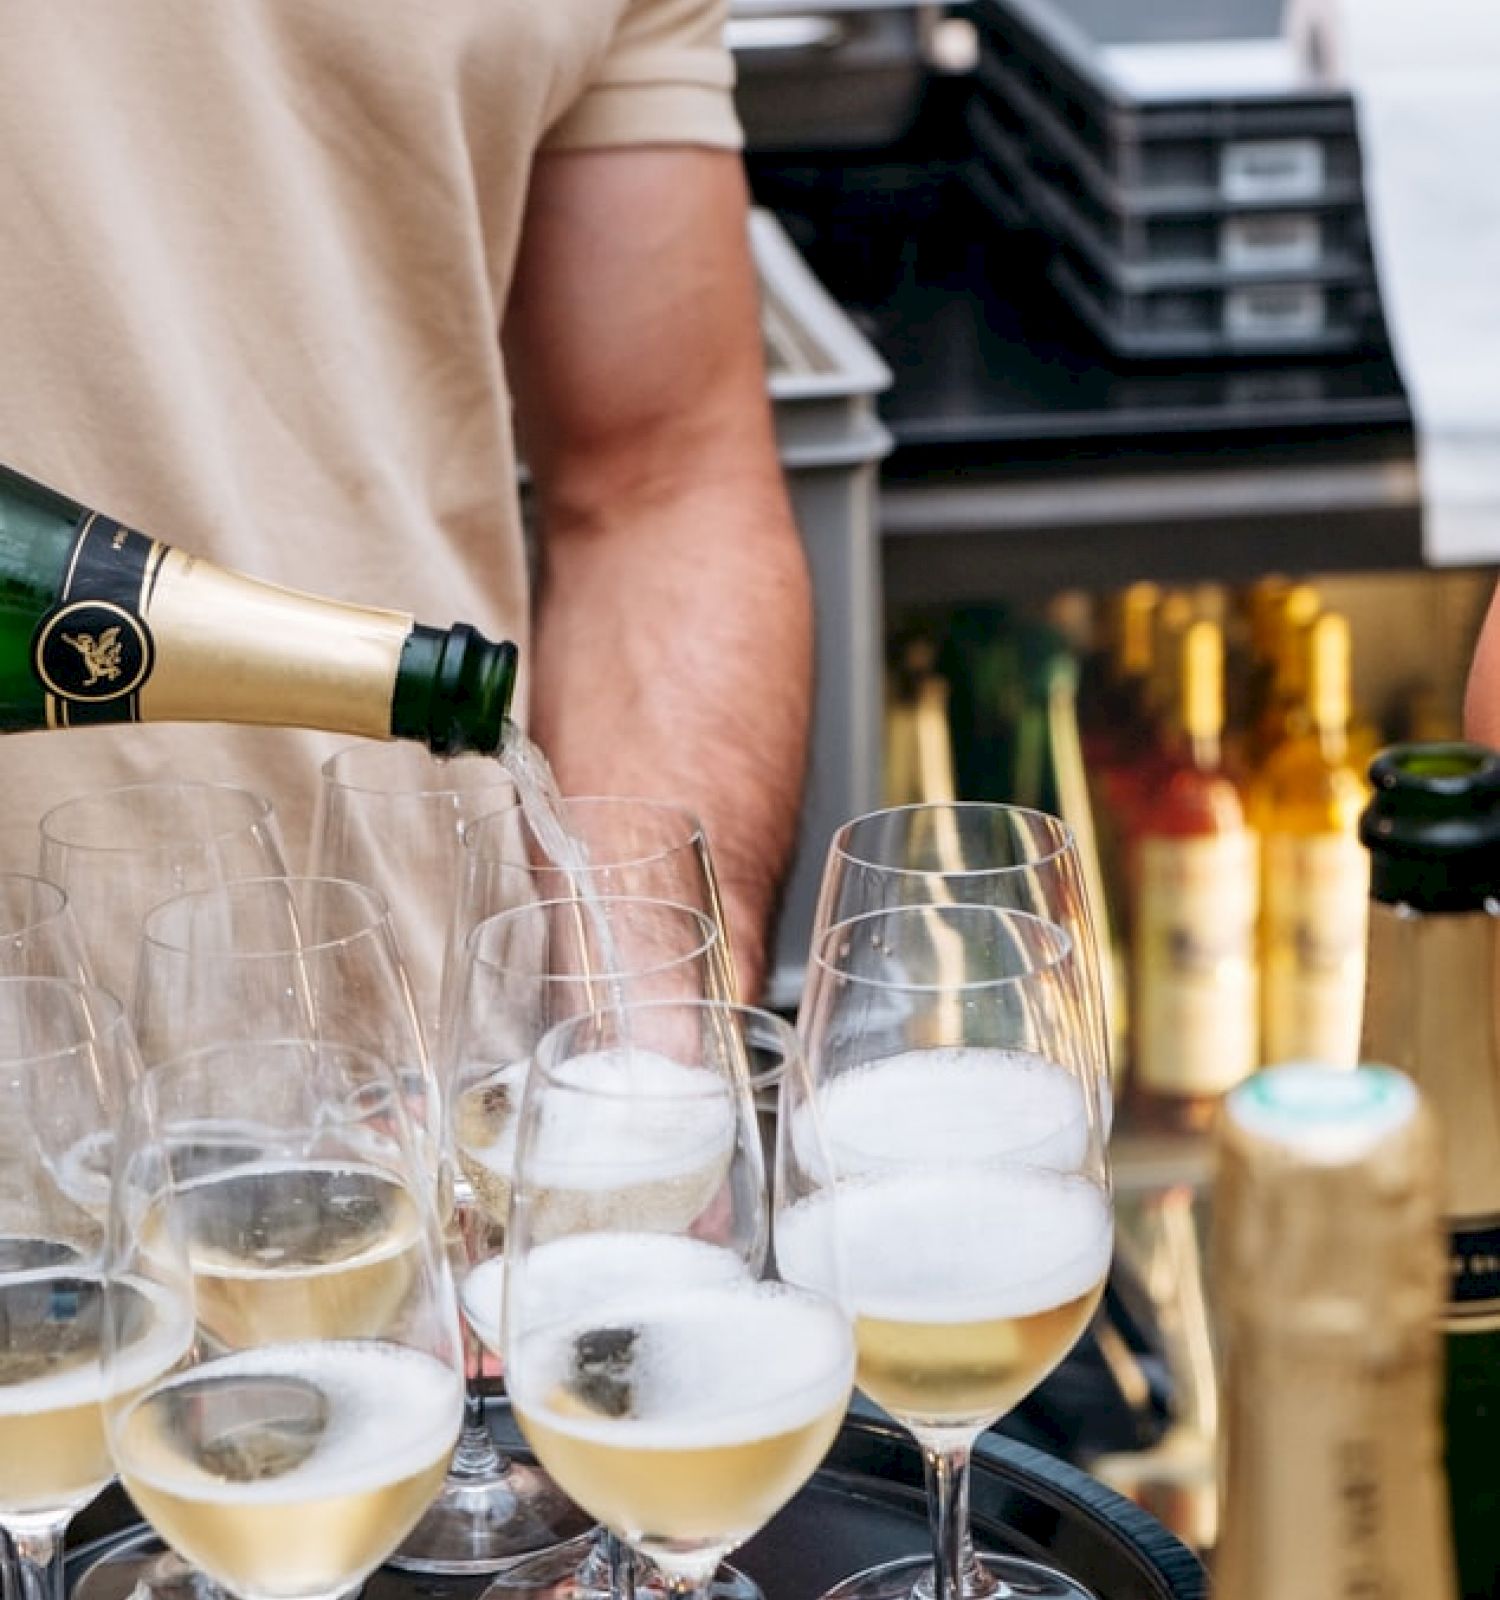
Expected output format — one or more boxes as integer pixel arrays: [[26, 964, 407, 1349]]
[[1450, 1216, 1500, 1320], [30, 515, 161, 725]]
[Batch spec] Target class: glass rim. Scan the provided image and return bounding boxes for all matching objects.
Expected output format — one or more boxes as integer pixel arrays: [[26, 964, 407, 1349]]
[[138, 875, 397, 958], [319, 740, 521, 800], [829, 802, 1078, 878], [531, 998, 799, 1104], [810, 904, 1075, 993], [0, 976, 130, 1069], [0, 871, 72, 932], [38, 780, 277, 855], [464, 895, 720, 985], [462, 794, 708, 872]]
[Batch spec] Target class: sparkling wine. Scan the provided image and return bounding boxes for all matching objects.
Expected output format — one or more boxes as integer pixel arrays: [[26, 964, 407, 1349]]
[[150, 1162, 424, 1347], [0, 1270, 188, 1518], [511, 1279, 852, 1570], [804, 1046, 1092, 1176], [778, 1168, 1111, 1436], [454, 1047, 735, 1239], [114, 1340, 461, 1600]]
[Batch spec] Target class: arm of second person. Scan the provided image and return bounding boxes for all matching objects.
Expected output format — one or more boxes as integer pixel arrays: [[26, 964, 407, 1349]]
[[503, 146, 815, 999]]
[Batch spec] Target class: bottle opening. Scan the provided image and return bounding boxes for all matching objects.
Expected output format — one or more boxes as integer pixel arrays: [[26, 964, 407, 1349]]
[[1229, 1064, 1417, 1149]]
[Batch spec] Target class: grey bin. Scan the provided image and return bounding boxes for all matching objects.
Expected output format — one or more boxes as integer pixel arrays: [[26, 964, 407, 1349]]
[[751, 211, 893, 1008]]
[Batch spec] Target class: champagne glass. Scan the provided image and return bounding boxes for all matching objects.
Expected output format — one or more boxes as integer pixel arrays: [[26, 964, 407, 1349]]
[[784, 905, 1114, 1600], [102, 1038, 466, 1600], [456, 797, 736, 1001], [812, 804, 1112, 1124], [312, 744, 518, 1056], [311, 748, 596, 1575], [37, 783, 287, 1005], [0, 874, 90, 980], [444, 895, 728, 1600], [0, 979, 144, 1600], [133, 875, 431, 1130], [504, 999, 855, 1600]]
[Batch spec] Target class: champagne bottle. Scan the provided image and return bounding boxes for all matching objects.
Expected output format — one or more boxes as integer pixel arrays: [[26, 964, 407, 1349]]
[[1214, 1063, 1455, 1600], [0, 461, 516, 753], [1130, 619, 1259, 1131], [1252, 611, 1370, 1066], [1360, 743, 1500, 1600]]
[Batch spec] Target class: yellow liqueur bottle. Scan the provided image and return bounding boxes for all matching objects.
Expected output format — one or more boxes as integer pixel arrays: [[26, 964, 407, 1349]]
[[1252, 611, 1370, 1066]]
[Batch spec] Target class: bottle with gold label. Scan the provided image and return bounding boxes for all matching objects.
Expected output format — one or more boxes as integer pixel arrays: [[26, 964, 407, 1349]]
[[1130, 619, 1259, 1131], [1251, 611, 1370, 1066], [1360, 743, 1500, 1600], [0, 460, 516, 752], [1214, 1063, 1455, 1600]]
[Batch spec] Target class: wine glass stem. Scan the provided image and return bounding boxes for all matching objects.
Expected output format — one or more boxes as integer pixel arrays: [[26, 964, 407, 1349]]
[[606, 1532, 637, 1600], [7, 1523, 67, 1600], [922, 1441, 975, 1600], [450, 1322, 507, 1478]]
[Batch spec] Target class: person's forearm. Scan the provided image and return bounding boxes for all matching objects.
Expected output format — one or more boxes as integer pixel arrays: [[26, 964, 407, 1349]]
[[529, 465, 813, 1000], [1466, 580, 1500, 748]]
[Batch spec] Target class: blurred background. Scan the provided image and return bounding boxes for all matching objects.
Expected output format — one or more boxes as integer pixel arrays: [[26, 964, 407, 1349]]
[[723, 0, 1495, 1555]]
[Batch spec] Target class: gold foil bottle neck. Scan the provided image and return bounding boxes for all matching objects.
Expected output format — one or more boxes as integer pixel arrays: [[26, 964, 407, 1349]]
[[1213, 1065, 1455, 1600], [1307, 611, 1353, 736], [1116, 582, 1160, 681], [1179, 621, 1224, 744]]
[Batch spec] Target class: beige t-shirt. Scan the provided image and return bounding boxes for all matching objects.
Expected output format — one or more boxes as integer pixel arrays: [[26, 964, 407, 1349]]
[[0, 0, 740, 871]]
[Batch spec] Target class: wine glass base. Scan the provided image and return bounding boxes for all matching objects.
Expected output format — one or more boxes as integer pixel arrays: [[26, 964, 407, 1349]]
[[482, 1538, 763, 1600], [72, 1545, 225, 1600], [386, 1460, 595, 1576], [820, 1553, 1097, 1600]]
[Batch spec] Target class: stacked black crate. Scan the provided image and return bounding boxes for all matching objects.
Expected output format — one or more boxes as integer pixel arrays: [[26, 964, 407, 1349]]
[[968, 0, 1385, 360]]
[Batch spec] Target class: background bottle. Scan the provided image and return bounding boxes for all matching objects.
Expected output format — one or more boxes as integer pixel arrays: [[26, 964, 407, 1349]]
[[1360, 743, 1500, 1600], [1213, 1063, 1455, 1600], [1130, 619, 1259, 1131], [1, 460, 516, 754], [1252, 611, 1370, 1066]]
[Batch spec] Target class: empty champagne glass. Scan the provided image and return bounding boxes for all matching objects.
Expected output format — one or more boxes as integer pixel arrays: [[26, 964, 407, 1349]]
[[0, 875, 90, 981], [311, 744, 518, 1057], [783, 905, 1113, 1600], [102, 1038, 466, 1600], [38, 783, 287, 1006], [456, 798, 736, 1002], [812, 804, 1112, 1124], [133, 875, 430, 1131], [504, 1000, 855, 1600], [0, 979, 145, 1600]]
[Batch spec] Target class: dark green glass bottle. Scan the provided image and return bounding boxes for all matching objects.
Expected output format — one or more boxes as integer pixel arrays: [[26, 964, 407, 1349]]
[[1360, 742, 1500, 1600], [0, 461, 515, 754]]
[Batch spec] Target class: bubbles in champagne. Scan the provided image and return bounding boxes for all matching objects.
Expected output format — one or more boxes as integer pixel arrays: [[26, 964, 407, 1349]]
[[514, 1280, 853, 1449], [809, 1046, 1091, 1175], [779, 1167, 1112, 1324], [117, 1342, 462, 1505]]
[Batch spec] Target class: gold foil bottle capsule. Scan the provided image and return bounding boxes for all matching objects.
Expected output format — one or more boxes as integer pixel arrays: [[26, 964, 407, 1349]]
[[1213, 1064, 1455, 1600]]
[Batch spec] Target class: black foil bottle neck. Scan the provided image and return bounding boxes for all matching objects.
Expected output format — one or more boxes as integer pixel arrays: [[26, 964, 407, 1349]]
[[1361, 743, 1500, 910]]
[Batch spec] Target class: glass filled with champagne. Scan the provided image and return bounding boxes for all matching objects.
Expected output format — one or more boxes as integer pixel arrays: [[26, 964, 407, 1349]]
[[0, 979, 181, 1600], [781, 903, 1113, 1600], [503, 1000, 854, 1600], [102, 1038, 465, 1600]]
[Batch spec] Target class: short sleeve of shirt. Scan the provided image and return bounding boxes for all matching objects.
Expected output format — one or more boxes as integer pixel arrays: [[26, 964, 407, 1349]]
[[543, 0, 743, 153]]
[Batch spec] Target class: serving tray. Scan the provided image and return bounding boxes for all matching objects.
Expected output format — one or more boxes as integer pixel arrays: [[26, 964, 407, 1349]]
[[66, 1406, 1206, 1600]]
